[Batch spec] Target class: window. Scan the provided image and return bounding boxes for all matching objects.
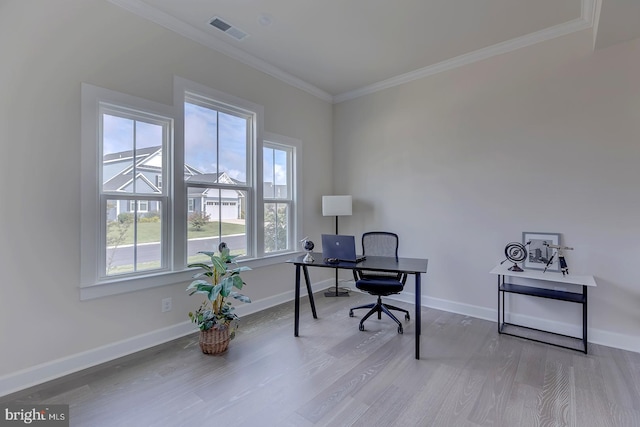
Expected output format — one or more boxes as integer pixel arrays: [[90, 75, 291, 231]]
[[183, 92, 252, 263], [99, 103, 170, 278], [81, 79, 301, 299], [128, 200, 149, 213], [263, 142, 293, 253]]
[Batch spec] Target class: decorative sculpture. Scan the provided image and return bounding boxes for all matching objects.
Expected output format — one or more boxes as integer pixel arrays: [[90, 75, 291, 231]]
[[300, 237, 315, 263], [543, 243, 574, 275], [501, 241, 529, 272]]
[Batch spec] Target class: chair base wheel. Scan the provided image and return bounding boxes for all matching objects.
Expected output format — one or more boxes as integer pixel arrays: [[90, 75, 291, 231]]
[[349, 310, 354, 317], [405, 314, 410, 321], [359, 324, 365, 331], [398, 326, 403, 334]]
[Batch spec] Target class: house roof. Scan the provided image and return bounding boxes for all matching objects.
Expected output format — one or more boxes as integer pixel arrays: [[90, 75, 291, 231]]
[[104, 147, 243, 195], [103, 146, 159, 163]]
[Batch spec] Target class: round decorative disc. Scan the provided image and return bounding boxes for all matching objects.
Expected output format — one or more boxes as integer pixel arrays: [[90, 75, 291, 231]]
[[505, 242, 527, 263]]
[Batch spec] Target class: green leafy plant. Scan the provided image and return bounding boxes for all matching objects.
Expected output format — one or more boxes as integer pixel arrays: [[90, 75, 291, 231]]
[[188, 211, 211, 230], [186, 245, 251, 334]]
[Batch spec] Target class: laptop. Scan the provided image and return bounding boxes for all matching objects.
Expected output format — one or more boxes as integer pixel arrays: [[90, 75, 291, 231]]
[[321, 234, 366, 263]]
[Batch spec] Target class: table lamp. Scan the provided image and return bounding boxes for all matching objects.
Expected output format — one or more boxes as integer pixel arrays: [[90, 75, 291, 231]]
[[322, 195, 352, 234], [322, 195, 352, 297]]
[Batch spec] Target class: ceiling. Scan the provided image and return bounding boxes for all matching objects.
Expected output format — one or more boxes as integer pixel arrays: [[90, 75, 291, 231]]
[[109, 0, 640, 103]]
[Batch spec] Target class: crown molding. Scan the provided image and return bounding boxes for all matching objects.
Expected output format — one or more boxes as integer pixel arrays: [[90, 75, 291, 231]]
[[107, 0, 333, 103], [334, 14, 593, 103], [109, 0, 595, 105]]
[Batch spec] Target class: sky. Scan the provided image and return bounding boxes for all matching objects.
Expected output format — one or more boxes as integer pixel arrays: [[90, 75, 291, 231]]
[[102, 103, 287, 186]]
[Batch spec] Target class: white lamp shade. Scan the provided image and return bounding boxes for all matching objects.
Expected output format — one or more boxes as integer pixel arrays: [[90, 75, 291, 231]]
[[322, 195, 352, 216]]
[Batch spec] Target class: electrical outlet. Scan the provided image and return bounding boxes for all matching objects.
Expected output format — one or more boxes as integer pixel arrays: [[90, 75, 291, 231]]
[[161, 297, 172, 312]]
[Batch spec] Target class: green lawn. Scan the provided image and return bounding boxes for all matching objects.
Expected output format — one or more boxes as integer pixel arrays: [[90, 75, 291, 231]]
[[107, 221, 246, 246]]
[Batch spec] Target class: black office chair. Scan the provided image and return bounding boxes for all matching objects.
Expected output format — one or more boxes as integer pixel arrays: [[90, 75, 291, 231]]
[[349, 232, 410, 334]]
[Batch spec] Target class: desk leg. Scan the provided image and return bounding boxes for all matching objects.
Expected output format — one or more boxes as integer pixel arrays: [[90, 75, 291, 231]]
[[415, 273, 421, 360], [295, 265, 301, 337], [303, 266, 318, 319], [498, 275, 503, 334], [583, 285, 588, 354]]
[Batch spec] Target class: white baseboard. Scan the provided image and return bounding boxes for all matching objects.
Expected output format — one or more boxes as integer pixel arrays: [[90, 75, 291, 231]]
[[0, 321, 196, 399], [351, 285, 640, 354], [2, 278, 636, 397], [234, 278, 333, 317], [0, 279, 332, 398]]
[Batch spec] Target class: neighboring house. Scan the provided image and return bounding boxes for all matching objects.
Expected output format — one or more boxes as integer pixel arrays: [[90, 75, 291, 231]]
[[186, 173, 245, 221], [104, 146, 243, 222]]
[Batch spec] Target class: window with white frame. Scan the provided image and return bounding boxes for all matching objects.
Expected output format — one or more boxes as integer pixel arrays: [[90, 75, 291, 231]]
[[183, 92, 252, 264], [100, 104, 170, 277], [263, 142, 294, 253], [81, 80, 301, 299]]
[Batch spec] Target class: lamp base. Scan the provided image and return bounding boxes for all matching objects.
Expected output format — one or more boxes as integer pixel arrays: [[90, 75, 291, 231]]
[[324, 288, 350, 297]]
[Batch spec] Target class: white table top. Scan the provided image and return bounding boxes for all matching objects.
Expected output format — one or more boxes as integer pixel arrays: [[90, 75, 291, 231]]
[[490, 263, 597, 287]]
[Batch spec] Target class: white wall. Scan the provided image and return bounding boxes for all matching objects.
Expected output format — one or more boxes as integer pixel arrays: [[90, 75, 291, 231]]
[[2, 0, 639, 397], [0, 0, 334, 386], [334, 29, 640, 350]]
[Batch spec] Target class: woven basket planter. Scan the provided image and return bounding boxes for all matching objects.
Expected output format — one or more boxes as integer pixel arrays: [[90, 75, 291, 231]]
[[199, 326, 231, 355]]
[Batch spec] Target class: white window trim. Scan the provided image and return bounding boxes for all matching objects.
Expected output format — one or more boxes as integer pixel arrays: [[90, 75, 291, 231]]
[[80, 81, 302, 301], [81, 83, 176, 297], [263, 133, 302, 255], [173, 76, 264, 263]]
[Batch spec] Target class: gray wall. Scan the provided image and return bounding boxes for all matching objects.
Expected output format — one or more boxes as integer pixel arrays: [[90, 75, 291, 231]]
[[334, 30, 640, 349], [2, 0, 639, 394], [0, 0, 333, 380]]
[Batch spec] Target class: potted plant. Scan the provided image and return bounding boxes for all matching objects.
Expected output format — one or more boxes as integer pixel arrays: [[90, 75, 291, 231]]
[[186, 244, 251, 354]]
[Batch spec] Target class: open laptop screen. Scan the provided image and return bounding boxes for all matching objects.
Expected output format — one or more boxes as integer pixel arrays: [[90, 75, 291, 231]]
[[321, 234, 366, 263]]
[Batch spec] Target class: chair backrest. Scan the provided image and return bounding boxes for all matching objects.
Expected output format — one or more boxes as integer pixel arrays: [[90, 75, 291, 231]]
[[362, 232, 399, 259], [356, 232, 406, 283]]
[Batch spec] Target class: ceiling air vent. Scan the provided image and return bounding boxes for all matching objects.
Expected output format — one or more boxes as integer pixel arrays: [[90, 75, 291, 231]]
[[209, 16, 248, 41]]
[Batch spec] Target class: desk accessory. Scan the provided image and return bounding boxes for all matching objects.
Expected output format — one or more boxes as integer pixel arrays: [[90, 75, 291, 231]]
[[501, 241, 529, 271], [543, 243, 573, 275], [300, 237, 314, 263]]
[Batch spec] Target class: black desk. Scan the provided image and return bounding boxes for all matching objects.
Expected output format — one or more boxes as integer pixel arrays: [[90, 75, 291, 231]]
[[287, 253, 429, 359]]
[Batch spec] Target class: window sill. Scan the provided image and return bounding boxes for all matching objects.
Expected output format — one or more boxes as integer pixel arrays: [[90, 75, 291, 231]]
[[79, 252, 300, 301]]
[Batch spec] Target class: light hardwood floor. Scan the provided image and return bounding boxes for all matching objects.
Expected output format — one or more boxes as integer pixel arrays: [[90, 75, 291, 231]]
[[2, 291, 639, 426]]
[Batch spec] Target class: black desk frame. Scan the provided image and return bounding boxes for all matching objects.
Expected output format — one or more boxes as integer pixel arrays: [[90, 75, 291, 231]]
[[288, 254, 428, 359]]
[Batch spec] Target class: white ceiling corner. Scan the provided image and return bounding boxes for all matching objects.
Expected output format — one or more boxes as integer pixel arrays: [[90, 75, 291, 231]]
[[109, 0, 596, 104]]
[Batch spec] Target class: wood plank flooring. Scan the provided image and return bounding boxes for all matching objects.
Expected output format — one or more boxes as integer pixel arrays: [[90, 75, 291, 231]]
[[2, 290, 639, 426]]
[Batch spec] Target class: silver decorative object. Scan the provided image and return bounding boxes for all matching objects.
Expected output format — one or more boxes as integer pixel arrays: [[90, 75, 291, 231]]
[[301, 237, 315, 263]]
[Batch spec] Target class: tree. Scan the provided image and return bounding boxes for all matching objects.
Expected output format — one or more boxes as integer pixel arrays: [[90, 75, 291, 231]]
[[189, 211, 211, 230], [264, 203, 288, 252], [106, 212, 133, 274]]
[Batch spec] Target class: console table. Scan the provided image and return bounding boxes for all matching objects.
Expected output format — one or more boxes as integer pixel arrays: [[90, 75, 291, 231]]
[[490, 264, 597, 353]]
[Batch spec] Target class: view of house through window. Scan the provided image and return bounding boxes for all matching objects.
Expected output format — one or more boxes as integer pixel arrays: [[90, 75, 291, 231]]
[[85, 80, 299, 295], [184, 97, 251, 264], [264, 144, 292, 253], [101, 109, 169, 276]]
